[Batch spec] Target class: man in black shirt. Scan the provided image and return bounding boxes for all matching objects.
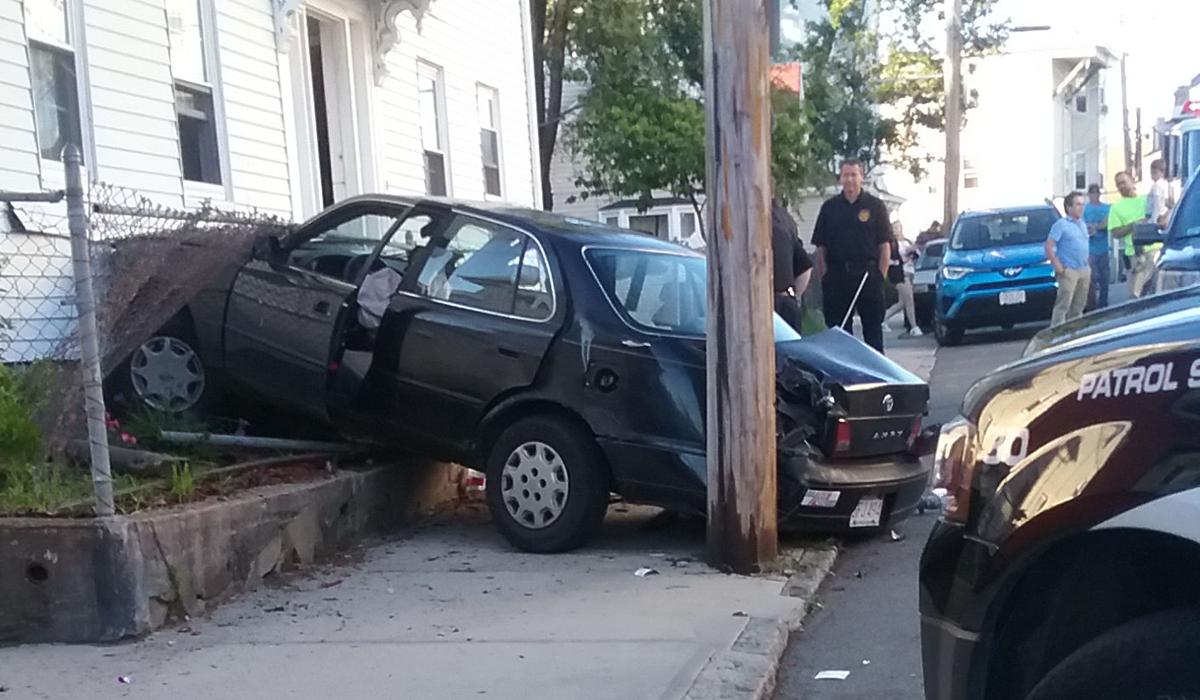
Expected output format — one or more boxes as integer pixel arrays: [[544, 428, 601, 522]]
[[811, 159, 892, 353], [771, 197, 813, 331]]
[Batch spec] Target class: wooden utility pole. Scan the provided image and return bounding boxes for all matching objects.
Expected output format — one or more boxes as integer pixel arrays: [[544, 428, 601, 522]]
[[1121, 53, 1133, 174], [943, 0, 962, 230], [702, 0, 778, 575]]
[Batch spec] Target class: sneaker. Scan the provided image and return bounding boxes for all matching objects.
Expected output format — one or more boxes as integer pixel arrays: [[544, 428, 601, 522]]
[[908, 327, 923, 338], [881, 322, 893, 333]]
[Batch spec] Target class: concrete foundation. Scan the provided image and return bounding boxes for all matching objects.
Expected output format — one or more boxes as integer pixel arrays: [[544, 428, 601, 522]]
[[0, 460, 462, 644]]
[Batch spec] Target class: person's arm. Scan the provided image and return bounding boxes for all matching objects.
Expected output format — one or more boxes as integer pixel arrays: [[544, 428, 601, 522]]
[[814, 246, 826, 280], [793, 242, 813, 295], [878, 242, 891, 278], [794, 269, 812, 297], [876, 203, 892, 277], [1045, 226, 1064, 274]]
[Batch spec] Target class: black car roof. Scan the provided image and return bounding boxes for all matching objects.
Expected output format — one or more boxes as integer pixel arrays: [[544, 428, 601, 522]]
[[327, 194, 692, 253]]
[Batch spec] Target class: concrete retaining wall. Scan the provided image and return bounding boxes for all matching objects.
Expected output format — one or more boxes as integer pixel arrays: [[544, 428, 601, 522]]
[[0, 460, 462, 644]]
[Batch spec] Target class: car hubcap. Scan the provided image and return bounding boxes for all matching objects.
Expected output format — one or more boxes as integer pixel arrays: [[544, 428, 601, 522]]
[[501, 441, 569, 529], [130, 336, 205, 412]]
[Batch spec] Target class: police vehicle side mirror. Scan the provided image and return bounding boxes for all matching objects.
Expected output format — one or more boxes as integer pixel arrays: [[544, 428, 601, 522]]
[[1132, 222, 1165, 247]]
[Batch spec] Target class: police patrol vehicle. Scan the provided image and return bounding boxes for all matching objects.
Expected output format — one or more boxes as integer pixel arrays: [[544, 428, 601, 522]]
[[919, 285, 1200, 700]]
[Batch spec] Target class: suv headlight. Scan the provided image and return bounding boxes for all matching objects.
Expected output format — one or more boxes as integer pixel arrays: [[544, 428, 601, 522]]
[[940, 266, 971, 280], [1156, 269, 1200, 294], [933, 417, 978, 523]]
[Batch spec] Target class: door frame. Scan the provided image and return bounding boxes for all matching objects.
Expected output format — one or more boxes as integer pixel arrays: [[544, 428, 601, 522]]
[[282, 1, 379, 219]]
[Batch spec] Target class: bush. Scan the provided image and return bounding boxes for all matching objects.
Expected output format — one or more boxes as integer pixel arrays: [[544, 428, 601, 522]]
[[0, 364, 41, 466]]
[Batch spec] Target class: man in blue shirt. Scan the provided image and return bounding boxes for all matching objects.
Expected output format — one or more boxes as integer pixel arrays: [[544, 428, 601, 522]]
[[1083, 183, 1112, 309], [1046, 191, 1092, 326]]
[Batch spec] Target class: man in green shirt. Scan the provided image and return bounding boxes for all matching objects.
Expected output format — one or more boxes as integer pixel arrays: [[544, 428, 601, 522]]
[[1108, 171, 1154, 298]]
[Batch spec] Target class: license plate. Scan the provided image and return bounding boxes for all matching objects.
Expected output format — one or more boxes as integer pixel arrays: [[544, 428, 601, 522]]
[[998, 290, 1026, 306], [849, 497, 884, 528], [801, 489, 841, 508], [913, 283, 929, 293]]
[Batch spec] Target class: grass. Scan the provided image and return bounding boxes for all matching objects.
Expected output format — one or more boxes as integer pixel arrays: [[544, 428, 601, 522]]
[[0, 462, 95, 516], [169, 462, 196, 502]]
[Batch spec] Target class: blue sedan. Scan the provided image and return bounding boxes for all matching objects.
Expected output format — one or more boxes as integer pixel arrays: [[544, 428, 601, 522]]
[[934, 205, 1060, 346]]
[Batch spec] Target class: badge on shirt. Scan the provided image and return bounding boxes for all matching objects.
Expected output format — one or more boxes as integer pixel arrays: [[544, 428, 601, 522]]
[[858, 209, 871, 223]]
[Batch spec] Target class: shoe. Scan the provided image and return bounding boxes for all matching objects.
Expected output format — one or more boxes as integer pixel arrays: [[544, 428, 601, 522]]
[[908, 327, 923, 337], [881, 322, 893, 333]]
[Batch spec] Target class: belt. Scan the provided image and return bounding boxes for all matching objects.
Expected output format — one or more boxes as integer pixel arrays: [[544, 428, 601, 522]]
[[827, 260, 875, 270]]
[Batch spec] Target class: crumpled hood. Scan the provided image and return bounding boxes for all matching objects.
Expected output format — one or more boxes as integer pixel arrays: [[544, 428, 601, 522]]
[[776, 327, 925, 388], [944, 242, 1048, 270]]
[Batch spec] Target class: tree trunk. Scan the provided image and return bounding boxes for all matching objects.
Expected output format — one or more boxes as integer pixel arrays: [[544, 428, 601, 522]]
[[534, 0, 574, 211], [702, 0, 778, 575]]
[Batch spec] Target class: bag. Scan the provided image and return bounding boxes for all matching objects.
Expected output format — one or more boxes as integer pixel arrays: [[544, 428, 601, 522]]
[[887, 240, 905, 284]]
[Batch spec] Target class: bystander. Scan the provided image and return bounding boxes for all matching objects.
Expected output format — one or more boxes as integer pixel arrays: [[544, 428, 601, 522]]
[[1083, 183, 1111, 310], [1108, 171, 1151, 298], [1046, 191, 1091, 326]]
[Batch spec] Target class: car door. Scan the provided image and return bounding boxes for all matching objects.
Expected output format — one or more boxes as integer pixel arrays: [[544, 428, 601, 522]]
[[223, 203, 409, 417], [373, 214, 560, 452]]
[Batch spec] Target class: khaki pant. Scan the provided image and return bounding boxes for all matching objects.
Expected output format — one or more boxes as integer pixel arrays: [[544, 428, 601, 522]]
[[1052, 267, 1091, 327], [884, 276, 918, 329], [1129, 249, 1161, 298]]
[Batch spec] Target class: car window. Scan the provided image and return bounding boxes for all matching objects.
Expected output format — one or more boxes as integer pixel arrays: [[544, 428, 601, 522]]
[[288, 210, 406, 282], [416, 217, 528, 316], [587, 249, 707, 335], [950, 210, 1058, 250], [916, 243, 945, 270], [514, 243, 554, 320], [1168, 179, 1200, 242]]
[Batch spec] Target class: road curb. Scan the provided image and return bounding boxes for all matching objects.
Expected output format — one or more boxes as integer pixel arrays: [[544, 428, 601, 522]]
[[683, 547, 839, 700]]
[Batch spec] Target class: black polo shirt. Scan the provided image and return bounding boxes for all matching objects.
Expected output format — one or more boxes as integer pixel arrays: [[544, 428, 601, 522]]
[[811, 190, 892, 264], [771, 200, 813, 293]]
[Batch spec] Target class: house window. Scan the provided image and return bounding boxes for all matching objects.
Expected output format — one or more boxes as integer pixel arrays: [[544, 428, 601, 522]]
[[418, 61, 449, 196], [25, 0, 83, 163], [167, 0, 222, 185], [1073, 151, 1087, 190], [628, 213, 669, 239], [604, 216, 620, 227], [680, 212, 697, 239], [964, 175, 979, 189], [1075, 93, 1087, 113], [477, 84, 502, 197]]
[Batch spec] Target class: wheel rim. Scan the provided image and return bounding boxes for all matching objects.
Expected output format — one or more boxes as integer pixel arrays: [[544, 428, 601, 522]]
[[129, 336, 205, 412], [500, 441, 569, 529]]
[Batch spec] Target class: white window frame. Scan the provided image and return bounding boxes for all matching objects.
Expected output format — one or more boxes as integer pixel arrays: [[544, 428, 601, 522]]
[[25, 0, 96, 186], [476, 83, 503, 199], [167, 0, 234, 203], [417, 60, 450, 197], [602, 203, 697, 243]]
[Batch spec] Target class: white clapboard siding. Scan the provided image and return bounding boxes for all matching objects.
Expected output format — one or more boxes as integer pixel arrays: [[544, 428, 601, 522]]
[[215, 0, 292, 216], [547, 81, 606, 219], [382, 0, 537, 205], [0, 0, 41, 191], [83, 0, 184, 206]]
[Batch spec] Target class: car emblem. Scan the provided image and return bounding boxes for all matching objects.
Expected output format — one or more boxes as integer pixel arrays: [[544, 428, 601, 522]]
[[1002, 266, 1023, 277], [882, 394, 894, 413]]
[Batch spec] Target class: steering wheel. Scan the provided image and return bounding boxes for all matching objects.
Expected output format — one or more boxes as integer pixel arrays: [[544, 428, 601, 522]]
[[343, 253, 376, 284]]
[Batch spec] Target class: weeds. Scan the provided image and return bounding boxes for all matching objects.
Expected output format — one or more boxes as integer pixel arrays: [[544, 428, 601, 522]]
[[0, 364, 42, 465], [0, 462, 92, 515], [169, 462, 196, 502], [120, 407, 219, 462]]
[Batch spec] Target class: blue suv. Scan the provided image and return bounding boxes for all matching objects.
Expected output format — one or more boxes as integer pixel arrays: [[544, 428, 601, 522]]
[[934, 205, 1060, 346]]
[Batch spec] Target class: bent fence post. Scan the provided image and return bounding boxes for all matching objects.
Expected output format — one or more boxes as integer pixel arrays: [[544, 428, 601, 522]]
[[64, 144, 114, 516]]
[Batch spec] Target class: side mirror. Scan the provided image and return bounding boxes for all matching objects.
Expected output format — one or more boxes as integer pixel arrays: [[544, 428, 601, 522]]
[[1132, 222, 1165, 247]]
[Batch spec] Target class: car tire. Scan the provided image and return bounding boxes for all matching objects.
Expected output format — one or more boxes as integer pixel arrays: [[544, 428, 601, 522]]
[[107, 318, 215, 415], [1024, 607, 1200, 700], [485, 415, 610, 553], [934, 316, 964, 346]]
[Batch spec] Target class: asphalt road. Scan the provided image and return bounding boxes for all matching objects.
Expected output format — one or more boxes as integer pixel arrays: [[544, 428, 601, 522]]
[[773, 325, 1038, 700]]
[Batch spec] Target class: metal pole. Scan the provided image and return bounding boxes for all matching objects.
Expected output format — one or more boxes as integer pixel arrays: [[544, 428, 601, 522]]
[[64, 144, 114, 516], [702, 0, 778, 574]]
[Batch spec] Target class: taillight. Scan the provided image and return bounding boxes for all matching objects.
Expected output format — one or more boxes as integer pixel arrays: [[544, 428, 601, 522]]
[[933, 417, 977, 523], [834, 418, 851, 454]]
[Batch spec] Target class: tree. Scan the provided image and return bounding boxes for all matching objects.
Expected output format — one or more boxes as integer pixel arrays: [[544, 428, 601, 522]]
[[794, 0, 1008, 178], [530, 0, 576, 210], [564, 0, 828, 234]]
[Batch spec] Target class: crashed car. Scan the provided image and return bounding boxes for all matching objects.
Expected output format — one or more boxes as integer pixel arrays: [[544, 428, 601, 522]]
[[119, 196, 932, 552], [920, 285, 1200, 699]]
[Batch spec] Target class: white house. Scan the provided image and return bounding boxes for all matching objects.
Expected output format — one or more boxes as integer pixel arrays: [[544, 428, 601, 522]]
[[0, 0, 542, 219]]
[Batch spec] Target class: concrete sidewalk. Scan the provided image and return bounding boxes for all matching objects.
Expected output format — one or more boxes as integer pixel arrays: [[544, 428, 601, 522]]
[[0, 506, 827, 700]]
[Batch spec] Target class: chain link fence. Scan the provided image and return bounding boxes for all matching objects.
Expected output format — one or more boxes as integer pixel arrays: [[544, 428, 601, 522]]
[[1, 151, 292, 512]]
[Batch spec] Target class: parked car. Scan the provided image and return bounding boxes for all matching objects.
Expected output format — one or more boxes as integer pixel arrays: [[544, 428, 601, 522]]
[[934, 206, 1060, 346], [912, 237, 947, 330], [1149, 166, 1200, 294], [113, 196, 934, 552], [921, 283, 1200, 700]]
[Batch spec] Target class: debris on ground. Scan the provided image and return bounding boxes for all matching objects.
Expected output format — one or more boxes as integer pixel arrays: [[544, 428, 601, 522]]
[[814, 670, 850, 681], [634, 567, 659, 577], [732, 611, 748, 617], [117, 676, 133, 685], [890, 529, 905, 542]]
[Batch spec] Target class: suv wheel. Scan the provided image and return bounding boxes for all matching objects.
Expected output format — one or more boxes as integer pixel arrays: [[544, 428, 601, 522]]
[[1025, 607, 1200, 700], [485, 416, 609, 553], [934, 316, 964, 346]]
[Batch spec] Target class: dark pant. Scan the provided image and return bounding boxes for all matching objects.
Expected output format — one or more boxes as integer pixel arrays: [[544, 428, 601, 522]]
[[822, 265, 885, 353], [775, 293, 804, 332], [1087, 252, 1110, 310]]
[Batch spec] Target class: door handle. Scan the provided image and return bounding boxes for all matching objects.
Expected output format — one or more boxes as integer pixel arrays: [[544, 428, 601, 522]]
[[621, 339, 652, 349], [313, 300, 331, 315], [498, 346, 521, 359]]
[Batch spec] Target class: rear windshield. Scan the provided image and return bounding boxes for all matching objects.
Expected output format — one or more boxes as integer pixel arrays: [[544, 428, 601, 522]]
[[916, 242, 945, 270], [950, 209, 1058, 250]]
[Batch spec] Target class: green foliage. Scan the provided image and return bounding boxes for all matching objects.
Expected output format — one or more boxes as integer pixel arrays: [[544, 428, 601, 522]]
[[0, 364, 43, 466], [120, 407, 217, 463], [170, 461, 195, 502], [0, 461, 92, 515]]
